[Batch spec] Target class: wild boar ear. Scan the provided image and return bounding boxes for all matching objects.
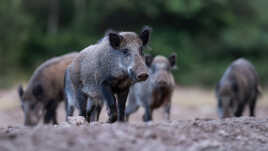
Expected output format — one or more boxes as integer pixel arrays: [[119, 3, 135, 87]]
[[168, 53, 177, 69], [140, 26, 152, 46], [18, 84, 24, 99], [145, 54, 154, 67], [32, 84, 43, 99], [108, 31, 123, 49]]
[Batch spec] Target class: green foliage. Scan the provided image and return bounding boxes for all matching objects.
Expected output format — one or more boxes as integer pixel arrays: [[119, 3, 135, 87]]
[[1, 0, 268, 88], [0, 0, 31, 87]]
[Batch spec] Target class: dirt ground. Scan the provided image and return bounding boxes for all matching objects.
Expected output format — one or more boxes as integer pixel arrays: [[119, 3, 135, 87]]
[[1, 86, 268, 151]]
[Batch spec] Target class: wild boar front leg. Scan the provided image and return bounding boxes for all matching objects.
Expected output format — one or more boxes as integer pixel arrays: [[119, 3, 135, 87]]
[[89, 105, 102, 122], [117, 89, 129, 122], [76, 88, 87, 119], [85, 98, 95, 122], [163, 100, 171, 121], [92, 103, 103, 121], [101, 84, 117, 123], [142, 100, 152, 122], [125, 97, 140, 121]]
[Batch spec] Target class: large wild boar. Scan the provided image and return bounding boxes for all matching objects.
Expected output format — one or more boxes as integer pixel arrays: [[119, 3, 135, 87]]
[[125, 53, 176, 122], [64, 27, 152, 123], [18, 52, 78, 126], [216, 58, 261, 119]]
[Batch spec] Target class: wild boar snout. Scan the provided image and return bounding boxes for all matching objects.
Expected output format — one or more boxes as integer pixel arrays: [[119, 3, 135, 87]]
[[137, 72, 149, 81], [128, 55, 149, 82], [128, 67, 149, 82], [157, 80, 168, 86], [154, 71, 170, 87]]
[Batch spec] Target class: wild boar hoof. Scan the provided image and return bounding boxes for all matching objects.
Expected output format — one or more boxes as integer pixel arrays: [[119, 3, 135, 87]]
[[107, 113, 117, 123], [143, 115, 151, 122]]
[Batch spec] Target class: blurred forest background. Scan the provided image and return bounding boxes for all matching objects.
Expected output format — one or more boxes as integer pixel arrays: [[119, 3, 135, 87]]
[[1, 0, 268, 88]]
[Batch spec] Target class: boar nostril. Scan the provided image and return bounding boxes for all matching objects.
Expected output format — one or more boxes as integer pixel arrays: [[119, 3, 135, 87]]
[[137, 73, 149, 81]]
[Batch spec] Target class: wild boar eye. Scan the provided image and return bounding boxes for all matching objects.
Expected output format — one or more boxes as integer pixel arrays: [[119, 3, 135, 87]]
[[139, 47, 144, 56], [121, 49, 129, 55]]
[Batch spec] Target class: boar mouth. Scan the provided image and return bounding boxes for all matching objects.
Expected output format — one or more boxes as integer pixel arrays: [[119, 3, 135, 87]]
[[154, 81, 170, 89], [128, 70, 148, 82]]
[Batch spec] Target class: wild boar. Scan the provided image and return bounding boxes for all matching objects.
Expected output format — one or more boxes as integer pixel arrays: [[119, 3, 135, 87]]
[[216, 58, 261, 118], [125, 53, 176, 122], [64, 26, 152, 123], [18, 52, 78, 126]]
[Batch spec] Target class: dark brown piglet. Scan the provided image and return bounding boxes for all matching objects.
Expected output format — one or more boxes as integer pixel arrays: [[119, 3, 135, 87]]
[[18, 52, 78, 126]]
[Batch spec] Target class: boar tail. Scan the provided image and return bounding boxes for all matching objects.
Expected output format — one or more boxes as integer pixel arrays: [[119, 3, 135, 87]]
[[257, 84, 262, 97], [18, 84, 24, 98]]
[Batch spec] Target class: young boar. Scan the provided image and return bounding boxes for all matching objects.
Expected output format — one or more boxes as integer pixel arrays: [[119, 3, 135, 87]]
[[65, 27, 152, 123], [18, 52, 78, 126], [216, 58, 261, 119], [125, 53, 176, 122]]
